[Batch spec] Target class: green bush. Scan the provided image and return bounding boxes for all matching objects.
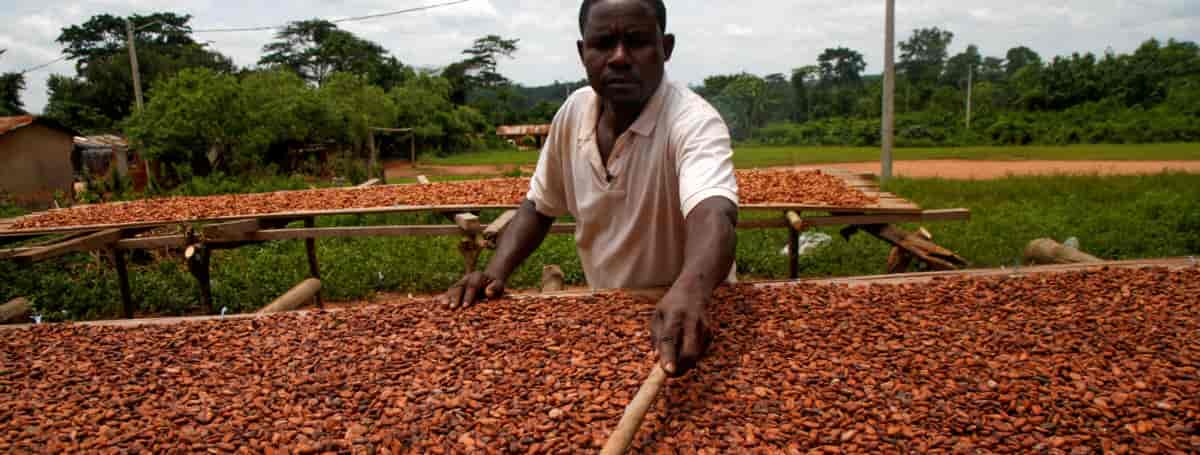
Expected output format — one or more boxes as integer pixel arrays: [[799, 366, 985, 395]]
[[749, 101, 1200, 147]]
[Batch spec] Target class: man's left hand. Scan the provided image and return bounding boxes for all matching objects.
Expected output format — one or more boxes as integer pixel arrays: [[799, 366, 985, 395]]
[[651, 288, 713, 377]]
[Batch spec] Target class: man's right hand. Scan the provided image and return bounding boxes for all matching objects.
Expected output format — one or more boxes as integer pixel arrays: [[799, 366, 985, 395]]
[[442, 271, 506, 309]]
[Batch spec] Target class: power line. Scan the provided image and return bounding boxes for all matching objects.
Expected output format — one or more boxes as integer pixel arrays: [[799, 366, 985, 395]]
[[15, 56, 72, 75], [6, 0, 475, 74], [193, 0, 473, 33]]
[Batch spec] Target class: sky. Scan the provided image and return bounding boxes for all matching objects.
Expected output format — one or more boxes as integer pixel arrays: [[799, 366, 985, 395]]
[[2, 0, 1199, 114]]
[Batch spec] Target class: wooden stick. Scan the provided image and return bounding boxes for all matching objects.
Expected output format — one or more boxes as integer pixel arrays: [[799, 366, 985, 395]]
[[258, 279, 322, 314], [0, 297, 31, 324], [601, 364, 668, 455]]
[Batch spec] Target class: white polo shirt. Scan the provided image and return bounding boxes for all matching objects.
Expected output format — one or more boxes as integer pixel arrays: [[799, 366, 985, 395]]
[[526, 78, 739, 290]]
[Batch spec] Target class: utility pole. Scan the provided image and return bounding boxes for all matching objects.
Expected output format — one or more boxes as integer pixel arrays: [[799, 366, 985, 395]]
[[965, 64, 973, 129], [125, 18, 152, 190], [881, 0, 896, 181]]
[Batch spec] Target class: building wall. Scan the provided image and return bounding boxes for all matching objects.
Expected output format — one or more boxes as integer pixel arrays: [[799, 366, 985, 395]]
[[0, 125, 75, 209]]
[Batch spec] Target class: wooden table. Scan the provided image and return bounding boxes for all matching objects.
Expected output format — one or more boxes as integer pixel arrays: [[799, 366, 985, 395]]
[[0, 169, 969, 320]]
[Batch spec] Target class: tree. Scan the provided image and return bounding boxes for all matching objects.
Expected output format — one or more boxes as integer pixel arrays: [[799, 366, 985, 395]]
[[762, 73, 793, 123], [318, 73, 397, 153], [445, 35, 520, 108], [0, 49, 23, 115], [1005, 46, 1042, 77], [943, 45, 982, 87], [711, 74, 772, 140], [58, 13, 197, 68], [0, 73, 23, 116], [237, 69, 333, 153], [260, 20, 409, 88], [899, 27, 954, 86], [124, 68, 243, 178], [817, 47, 867, 85], [48, 12, 234, 132], [461, 35, 519, 89], [790, 66, 818, 122]]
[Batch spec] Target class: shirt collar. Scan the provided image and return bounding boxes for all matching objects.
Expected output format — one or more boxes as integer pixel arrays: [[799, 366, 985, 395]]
[[580, 77, 670, 142]]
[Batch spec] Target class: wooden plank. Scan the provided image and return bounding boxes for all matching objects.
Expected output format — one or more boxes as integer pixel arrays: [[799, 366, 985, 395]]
[[741, 209, 970, 230], [202, 219, 261, 241], [484, 210, 519, 241], [116, 235, 188, 250], [356, 178, 382, 188], [11, 229, 124, 263], [454, 213, 481, 233], [860, 224, 968, 271]]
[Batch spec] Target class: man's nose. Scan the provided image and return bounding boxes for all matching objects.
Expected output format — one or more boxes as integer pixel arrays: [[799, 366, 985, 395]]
[[608, 42, 631, 67]]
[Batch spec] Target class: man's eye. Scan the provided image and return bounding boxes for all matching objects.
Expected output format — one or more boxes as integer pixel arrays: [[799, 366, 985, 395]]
[[589, 38, 616, 49]]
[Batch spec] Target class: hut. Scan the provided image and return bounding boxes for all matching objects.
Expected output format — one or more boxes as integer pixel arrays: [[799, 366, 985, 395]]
[[0, 116, 79, 209]]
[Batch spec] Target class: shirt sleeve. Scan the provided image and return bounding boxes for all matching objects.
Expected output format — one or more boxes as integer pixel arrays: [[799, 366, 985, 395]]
[[673, 101, 739, 218], [525, 96, 574, 218]]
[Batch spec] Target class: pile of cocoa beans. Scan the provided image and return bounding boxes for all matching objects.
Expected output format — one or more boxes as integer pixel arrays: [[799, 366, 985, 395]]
[[9, 170, 875, 230], [3, 268, 1194, 453]]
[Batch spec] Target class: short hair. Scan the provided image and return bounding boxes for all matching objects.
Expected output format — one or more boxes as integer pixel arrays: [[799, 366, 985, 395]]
[[579, 0, 667, 35]]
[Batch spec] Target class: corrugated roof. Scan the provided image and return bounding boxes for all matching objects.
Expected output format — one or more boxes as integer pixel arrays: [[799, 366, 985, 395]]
[[496, 124, 551, 137], [75, 135, 129, 148], [0, 115, 79, 137], [0, 116, 35, 135]]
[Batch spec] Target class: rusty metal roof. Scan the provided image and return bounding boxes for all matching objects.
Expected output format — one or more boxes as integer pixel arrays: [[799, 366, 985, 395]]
[[74, 135, 129, 149], [0, 115, 79, 138], [496, 124, 551, 137]]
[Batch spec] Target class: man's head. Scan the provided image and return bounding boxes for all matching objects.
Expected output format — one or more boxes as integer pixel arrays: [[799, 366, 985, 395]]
[[577, 0, 675, 110]]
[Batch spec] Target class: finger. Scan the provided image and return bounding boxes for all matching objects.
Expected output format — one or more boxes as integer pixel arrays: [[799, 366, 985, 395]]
[[657, 313, 682, 376], [677, 314, 706, 375], [649, 308, 665, 359], [445, 285, 465, 309], [463, 284, 479, 308], [485, 280, 505, 299]]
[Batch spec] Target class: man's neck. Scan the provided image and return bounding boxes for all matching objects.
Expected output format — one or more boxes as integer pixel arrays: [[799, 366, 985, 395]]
[[600, 99, 645, 138]]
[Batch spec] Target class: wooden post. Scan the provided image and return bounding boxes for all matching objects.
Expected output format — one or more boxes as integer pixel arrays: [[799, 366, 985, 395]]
[[0, 297, 32, 324], [788, 225, 800, 279], [185, 244, 213, 314], [113, 248, 135, 319], [258, 279, 322, 314], [966, 64, 974, 129], [304, 217, 323, 308], [881, 0, 896, 181]]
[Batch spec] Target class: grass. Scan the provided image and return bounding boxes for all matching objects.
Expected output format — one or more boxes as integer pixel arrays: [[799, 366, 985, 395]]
[[3, 172, 1199, 321], [422, 143, 1200, 169]]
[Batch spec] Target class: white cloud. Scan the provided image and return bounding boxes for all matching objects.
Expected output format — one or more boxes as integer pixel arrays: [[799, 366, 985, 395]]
[[2, 0, 1199, 114], [724, 24, 754, 37]]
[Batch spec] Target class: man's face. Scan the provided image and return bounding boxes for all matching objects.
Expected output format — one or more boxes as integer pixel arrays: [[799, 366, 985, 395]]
[[578, 0, 675, 109]]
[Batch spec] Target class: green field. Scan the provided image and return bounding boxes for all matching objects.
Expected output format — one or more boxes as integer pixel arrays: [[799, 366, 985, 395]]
[[425, 143, 1200, 169], [3, 172, 1198, 321]]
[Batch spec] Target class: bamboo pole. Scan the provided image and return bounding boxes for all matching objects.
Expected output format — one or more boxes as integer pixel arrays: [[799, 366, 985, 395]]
[[258, 279, 322, 314], [0, 298, 31, 324], [601, 364, 667, 455]]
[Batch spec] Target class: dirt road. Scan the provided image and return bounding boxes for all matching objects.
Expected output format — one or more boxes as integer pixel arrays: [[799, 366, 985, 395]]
[[789, 160, 1200, 179], [385, 159, 1200, 181]]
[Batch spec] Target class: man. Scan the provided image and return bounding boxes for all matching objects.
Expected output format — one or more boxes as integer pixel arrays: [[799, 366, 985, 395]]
[[442, 0, 738, 378]]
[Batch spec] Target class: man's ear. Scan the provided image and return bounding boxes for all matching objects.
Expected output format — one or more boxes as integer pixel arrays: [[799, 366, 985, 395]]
[[577, 40, 585, 62], [662, 34, 676, 62]]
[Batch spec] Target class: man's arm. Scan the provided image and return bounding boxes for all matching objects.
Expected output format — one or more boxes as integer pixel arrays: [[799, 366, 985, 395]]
[[443, 200, 554, 308], [652, 196, 737, 376]]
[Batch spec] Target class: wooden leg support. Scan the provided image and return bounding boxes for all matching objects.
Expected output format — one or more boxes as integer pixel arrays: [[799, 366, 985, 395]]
[[859, 224, 968, 272], [185, 244, 214, 314], [788, 226, 800, 280], [112, 248, 135, 319], [304, 218, 323, 308]]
